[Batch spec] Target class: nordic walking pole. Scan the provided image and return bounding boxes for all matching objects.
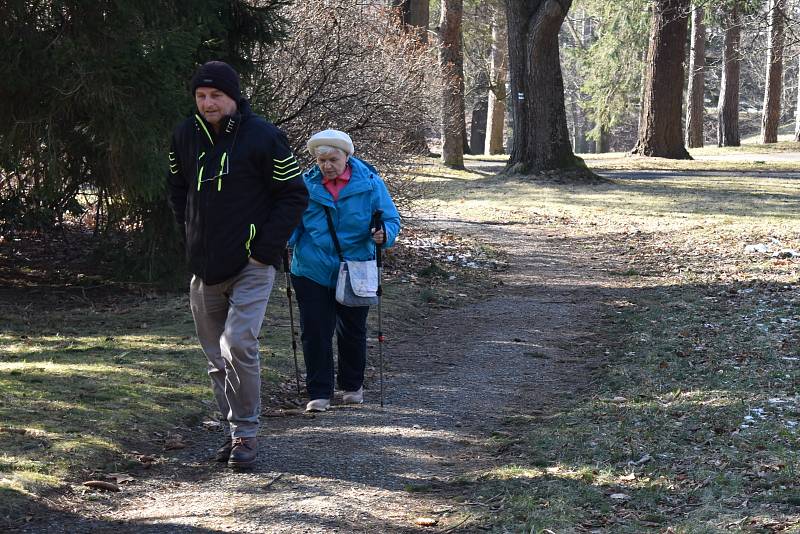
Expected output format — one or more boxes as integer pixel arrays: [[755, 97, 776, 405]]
[[370, 210, 385, 407], [282, 248, 302, 395]]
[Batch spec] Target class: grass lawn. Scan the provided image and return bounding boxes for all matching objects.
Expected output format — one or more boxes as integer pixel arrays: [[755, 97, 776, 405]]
[[416, 151, 800, 532], [0, 225, 487, 526], [2, 144, 799, 531], [0, 284, 302, 522]]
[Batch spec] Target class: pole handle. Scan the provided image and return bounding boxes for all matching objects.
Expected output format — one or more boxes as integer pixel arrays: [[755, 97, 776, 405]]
[[371, 210, 384, 268]]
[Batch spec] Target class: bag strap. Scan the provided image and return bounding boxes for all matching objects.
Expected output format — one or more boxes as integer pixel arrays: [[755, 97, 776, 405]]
[[323, 206, 344, 262]]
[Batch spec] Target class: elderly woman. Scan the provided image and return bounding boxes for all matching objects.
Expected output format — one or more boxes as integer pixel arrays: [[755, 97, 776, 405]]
[[289, 130, 401, 412]]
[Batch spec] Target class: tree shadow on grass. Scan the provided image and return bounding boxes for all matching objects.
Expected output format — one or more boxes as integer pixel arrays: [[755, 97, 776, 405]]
[[5, 490, 235, 533]]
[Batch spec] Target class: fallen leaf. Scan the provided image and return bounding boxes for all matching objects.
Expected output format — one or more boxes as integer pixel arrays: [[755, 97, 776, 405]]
[[620, 473, 636, 481], [414, 517, 438, 527], [202, 420, 222, 431], [609, 493, 629, 500], [107, 473, 135, 484], [83, 480, 120, 492], [164, 434, 188, 450]]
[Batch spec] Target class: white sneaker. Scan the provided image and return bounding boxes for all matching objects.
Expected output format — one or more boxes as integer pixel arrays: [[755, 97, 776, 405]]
[[305, 398, 330, 412], [342, 387, 364, 405]]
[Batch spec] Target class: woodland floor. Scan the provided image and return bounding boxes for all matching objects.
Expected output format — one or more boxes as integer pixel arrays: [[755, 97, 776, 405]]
[[3, 150, 800, 533]]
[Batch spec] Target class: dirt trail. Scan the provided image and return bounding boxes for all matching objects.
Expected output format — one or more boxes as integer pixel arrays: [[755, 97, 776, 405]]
[[20, 210, 617, 533]]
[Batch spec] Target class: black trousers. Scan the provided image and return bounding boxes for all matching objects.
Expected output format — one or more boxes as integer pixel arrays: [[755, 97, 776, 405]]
[[291, 275, 369, 400]]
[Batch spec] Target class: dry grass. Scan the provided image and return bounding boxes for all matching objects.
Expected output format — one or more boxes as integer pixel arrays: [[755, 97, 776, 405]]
[[413, 152, 800, 532]]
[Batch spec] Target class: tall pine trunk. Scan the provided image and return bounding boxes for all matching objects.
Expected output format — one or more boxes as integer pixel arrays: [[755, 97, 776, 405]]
[[485, 5, 507, 155], [391, 0, 430, 43], [470, 71, 489, 154], [685, 5, 705, 148], [717, 5, 741, 147], [761, 0, 785, 144], [579, 11, 596, 153], [504, 0, 578, 174], [439, 0, 466, 168], [794, 53, 800, 141], [631, 0, 691, 159], [572, 100, 587, 153], [596, 126, 609, 153], [390, 0, 430, 153]]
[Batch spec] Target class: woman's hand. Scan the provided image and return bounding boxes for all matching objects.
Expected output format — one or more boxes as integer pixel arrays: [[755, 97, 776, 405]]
[[371, 227, 385, 245]]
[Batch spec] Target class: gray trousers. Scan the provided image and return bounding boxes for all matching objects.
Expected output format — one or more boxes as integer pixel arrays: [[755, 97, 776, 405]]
[[189, 261, 276, 438]]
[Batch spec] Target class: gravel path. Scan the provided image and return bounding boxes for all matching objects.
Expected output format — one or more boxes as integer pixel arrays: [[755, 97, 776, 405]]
[[19, 209, 612, 533]]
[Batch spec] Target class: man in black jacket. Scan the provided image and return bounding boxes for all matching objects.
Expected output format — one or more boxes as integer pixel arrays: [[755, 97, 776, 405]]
[[167, 61, 308, 468]]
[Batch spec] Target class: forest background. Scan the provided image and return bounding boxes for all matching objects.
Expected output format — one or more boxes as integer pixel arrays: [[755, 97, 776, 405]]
[[3, 0, 798, 283], [3, 1, 800, 531]]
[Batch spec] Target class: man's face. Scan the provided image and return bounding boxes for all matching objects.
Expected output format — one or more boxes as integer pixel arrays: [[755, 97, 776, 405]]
[[195, 87, 237, 127]]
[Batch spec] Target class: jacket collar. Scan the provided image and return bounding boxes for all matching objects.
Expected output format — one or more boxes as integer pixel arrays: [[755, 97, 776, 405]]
[[193, 99, 252, 146], [306, 157, 374, 205]]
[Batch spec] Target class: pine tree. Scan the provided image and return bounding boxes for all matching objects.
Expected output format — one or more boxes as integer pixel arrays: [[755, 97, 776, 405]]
[[0, 0, 288, 282]]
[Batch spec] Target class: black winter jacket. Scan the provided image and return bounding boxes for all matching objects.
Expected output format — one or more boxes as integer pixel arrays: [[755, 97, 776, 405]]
[[167, 100, 308, 284]]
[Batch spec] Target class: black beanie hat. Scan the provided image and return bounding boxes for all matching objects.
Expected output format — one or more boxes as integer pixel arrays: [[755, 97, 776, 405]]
[[190, 61, 242, 102]]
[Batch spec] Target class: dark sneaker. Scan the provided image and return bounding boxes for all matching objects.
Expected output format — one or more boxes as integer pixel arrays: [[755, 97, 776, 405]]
[[214, 436, 233, 462], [228, 437, 258, 468]]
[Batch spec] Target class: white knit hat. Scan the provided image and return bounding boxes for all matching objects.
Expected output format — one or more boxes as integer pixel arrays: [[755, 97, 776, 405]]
[[306, 129, 354, 157]]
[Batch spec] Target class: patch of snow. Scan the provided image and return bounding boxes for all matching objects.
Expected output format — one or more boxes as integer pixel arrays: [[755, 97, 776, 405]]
[[745, 244, 770, 254]]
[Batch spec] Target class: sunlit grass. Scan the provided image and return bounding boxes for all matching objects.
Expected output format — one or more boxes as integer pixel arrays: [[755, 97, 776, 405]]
[[414, 163, 800, 237], [413, 149, 800, 531], [0, 287, 303, 519], [480, 281, 800, 530]]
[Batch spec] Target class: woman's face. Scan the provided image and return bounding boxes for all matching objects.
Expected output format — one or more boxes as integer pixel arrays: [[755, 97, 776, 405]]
[[316, 150, 348, 179]]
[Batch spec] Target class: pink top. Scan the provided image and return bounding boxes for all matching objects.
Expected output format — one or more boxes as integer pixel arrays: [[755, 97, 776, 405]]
[[322, 165, 352, 201]]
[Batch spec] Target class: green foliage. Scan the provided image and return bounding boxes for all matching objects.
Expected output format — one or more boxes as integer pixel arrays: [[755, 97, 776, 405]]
[[569, 0, 650, 141], [702, 0, 763, 25], [0, 0, 288, 282]]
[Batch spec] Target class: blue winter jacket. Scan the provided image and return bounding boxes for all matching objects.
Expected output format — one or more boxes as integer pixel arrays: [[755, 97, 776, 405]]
[[289, 157, 401, 288]]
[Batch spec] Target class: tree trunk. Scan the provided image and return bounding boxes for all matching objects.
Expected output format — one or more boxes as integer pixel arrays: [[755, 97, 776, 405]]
[[596, 126, 609, 153], [391, 0, 430, 43], [631, 0, 691, 159], [685, 5, 705, 148], [485, 5, 508, 155], [579, 10, 596, 154], [761, 0, 785, 144], [794, 53, 800, 141], [439, 0, 466, 168], [390, 0, 431, 153], [470, 95, 488, 154], [572, 100, 587, 153], [717, 5, 741, 147], [504, 0, 578, 174]]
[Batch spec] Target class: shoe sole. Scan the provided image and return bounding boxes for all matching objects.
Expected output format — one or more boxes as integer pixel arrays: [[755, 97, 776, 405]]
[[305, 400, 330, 412], [228, 458, 257, 469]]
